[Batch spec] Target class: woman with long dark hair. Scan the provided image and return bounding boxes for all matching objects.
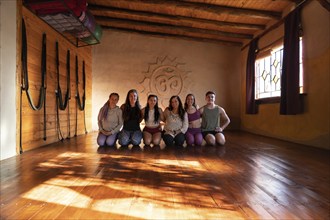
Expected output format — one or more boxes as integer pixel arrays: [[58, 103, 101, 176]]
[[118, 89, 143, 149], [184, 94, 203, 147], [163, 95, 188, 148], [141, 94, 164, 149]]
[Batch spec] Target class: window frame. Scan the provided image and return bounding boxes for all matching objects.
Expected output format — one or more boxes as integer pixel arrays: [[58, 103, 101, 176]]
[[254, 38, 304, 104]]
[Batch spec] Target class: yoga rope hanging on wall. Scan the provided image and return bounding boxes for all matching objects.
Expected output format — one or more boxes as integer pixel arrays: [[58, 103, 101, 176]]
[[20, 18, 47, 153], [75, 55, 87, 136], [55, 42, 71, 141]]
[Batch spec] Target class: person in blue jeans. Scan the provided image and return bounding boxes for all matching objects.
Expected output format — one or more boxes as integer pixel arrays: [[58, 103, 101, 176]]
[[97, 93, 123, 147], [118, 89, 143, 149]]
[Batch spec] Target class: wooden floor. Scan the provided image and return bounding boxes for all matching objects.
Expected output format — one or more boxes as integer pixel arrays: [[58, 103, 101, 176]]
[[1, 131, 329, 220]]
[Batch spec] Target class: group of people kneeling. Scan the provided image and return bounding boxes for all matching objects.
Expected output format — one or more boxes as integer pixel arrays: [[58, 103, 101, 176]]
[[97, 89, 230, 150]]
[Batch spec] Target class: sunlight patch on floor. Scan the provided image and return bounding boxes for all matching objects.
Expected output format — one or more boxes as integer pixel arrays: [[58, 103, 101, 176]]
[[18, 151, 243, 219], [45, 175, 103, 187], [22, 183, 92, 208], [154, 159, 202, 169], [92, 197, 245, 219]]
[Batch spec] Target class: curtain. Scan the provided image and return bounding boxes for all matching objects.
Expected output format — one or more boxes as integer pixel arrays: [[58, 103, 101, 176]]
[[280, 9, 303, 115], [246, 38, 259, 114]]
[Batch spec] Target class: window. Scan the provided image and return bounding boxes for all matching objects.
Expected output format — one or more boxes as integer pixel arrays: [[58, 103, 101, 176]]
[[255, 38, 303, 100]]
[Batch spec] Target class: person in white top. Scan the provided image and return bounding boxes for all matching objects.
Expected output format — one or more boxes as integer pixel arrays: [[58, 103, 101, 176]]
[[141, 94, 164, 148], [163, 95, 188, 148]]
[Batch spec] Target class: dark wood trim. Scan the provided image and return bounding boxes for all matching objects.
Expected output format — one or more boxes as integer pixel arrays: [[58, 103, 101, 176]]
[[87, 0, 299, 45], [89, 0, 282, 20], [256, 93, 307, 105], [96, 16, 252, 39], [317, 0, 330, 11], [89, 5, 266, 31], [101, 26, 243, 47], [256, 96, 281, 104], [257, 37, 284, 53], [241, 0, 312, 51]]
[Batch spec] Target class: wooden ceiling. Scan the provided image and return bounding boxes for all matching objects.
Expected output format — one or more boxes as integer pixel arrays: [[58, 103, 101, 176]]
[[87, 0, 301, 47]]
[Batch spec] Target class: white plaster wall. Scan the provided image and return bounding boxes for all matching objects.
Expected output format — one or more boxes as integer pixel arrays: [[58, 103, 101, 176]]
[[0, 1, 17, 160], [92, 31, 241, 131]]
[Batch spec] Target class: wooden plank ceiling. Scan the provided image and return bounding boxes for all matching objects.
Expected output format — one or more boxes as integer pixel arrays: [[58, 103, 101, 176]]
[[87, 0, 299, 47]]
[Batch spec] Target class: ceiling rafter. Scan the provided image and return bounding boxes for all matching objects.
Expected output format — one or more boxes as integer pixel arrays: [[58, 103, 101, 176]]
[[101, 26, 242, 47], [96, 17, 250, 41], [89, 5, 266, 32], [88, 0, 282, 20], [87, 0, 295, 46]]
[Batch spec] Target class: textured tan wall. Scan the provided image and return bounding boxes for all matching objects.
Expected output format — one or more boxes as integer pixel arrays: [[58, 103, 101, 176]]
[[92, 31, 241, 130], [240, 1, 330, 149]]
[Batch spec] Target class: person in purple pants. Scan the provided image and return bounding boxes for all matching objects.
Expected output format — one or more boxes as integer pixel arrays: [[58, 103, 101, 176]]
[[97, 93, 123, 147], [184, 94, 203, 147]]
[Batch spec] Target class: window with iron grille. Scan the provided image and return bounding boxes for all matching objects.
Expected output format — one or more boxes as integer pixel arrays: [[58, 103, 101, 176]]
[[255, 38, 303, 100]]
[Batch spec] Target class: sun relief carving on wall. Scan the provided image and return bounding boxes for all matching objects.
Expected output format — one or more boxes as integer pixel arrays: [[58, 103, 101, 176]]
[[139, 56, 192, 108]]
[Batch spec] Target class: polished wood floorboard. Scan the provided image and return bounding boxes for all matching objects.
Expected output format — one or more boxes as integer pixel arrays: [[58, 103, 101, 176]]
[[1, 131, 329, 220]]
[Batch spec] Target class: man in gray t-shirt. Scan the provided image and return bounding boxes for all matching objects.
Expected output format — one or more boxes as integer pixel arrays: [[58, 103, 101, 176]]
[[199, 91, 230, 146]]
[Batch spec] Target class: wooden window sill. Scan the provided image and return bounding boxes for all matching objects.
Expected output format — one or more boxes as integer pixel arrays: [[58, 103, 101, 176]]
[[256, 93, 307, 105]]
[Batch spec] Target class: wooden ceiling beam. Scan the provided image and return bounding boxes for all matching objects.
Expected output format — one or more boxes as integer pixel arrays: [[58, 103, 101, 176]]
[[182, 0, 298, 5], [242, 0, 312, 50], [89, 5, 266, 31], [87, 0, 282, 20], [317, 0, 330, 11], [101, 26, 242, 47], [95, 16, 252, 40]]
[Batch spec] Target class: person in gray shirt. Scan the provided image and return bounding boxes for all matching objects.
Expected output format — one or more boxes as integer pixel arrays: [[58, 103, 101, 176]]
[[97, 93, 123, 147], [199, 91, 230, 146]]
